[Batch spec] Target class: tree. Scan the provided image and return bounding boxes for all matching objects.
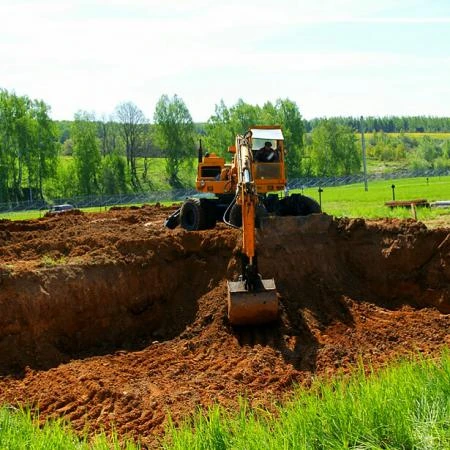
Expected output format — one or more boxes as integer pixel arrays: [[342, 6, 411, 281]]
[[33, 99, 58, 199], [115, 102, 146, 189], [72, 111, 101, 195], [204, 99, 261, 156], [228, 99, 261, 136], [308, 120, 360, 176], [204, 100, 233, 156], [153, 94, 195, 188], [98, 114, 120, 157], [261, 99, 305, 177], [0, 89, 57, 203], [99, 152, 128, 194]]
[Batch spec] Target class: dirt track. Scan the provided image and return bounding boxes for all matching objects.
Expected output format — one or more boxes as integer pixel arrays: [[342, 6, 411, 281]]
[[0, 205, 449, 448]]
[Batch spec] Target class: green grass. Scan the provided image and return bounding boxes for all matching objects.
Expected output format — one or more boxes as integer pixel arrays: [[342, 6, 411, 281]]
[[0, 406, 139, 449], [134, 157, 196, 190], [162, 350, 450, 449], [40, 255, 69, 267], [0, 210, 48, 221], [58, 155, 197, 191]]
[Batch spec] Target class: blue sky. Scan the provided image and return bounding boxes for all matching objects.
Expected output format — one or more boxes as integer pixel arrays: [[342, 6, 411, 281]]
[[1, 0, 449, 121]]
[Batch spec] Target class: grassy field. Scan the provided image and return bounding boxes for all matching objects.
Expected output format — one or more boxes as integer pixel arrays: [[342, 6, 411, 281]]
[[362, 132, 450, 140], [58, 155, 197, 192], [1, 350, 449, 449], [298, 175, 450, 222]]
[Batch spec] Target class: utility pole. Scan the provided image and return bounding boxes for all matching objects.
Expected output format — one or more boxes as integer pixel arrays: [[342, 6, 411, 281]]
[[360, 115, 368, 192]]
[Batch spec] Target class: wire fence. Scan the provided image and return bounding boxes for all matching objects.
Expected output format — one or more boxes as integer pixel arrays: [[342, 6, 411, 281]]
[[288, 167, 450, 189], [1, 168, 449, 214]]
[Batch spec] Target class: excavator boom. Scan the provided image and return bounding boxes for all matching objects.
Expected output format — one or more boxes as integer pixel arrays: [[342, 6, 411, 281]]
[[227, 132, 278, 326]]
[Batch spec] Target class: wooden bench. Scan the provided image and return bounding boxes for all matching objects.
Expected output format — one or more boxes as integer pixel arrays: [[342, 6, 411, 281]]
[[384, 199, 429, 209]]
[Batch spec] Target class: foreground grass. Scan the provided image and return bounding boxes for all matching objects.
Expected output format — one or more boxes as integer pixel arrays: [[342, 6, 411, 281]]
[[163, 350, 450, 449], [0, 407, 138, 449], [1, 351, 449, 448]]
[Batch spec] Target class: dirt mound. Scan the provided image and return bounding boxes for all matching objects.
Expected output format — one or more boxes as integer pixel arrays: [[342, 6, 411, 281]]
[[0, 207, 449, 448]]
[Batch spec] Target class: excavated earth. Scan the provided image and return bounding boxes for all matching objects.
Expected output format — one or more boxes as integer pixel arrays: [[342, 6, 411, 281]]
[[0, 205, 449, 448]]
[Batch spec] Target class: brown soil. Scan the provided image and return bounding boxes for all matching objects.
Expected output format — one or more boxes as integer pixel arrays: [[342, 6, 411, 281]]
[[0, 205, 449, 448]]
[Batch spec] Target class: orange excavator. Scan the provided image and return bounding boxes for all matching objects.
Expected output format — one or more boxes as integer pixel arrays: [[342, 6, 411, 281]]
[[225, 129, 279, 325], [165, 126, 321, 325]]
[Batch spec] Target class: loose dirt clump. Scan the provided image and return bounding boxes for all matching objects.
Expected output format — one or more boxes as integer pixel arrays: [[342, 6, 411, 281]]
[[0, 205, 449, 448]]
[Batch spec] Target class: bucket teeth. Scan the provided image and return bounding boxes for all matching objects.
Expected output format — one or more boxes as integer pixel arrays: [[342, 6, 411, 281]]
[[227, 279, 278, 326]]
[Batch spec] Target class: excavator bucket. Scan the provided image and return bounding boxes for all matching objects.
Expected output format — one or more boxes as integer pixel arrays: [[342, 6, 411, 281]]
[[227, 279, 278, 326]]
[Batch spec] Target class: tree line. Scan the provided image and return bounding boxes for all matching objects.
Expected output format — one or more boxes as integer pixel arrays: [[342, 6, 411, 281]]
[[306, 116, 450, 133], [1, 87, 450, 204]]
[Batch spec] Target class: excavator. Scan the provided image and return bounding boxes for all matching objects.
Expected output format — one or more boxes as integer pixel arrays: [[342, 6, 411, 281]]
[[165, 126, 321, 325]]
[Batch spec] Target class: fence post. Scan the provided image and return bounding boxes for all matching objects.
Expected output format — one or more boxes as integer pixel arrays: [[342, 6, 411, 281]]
[[360, 116, 368, 192]]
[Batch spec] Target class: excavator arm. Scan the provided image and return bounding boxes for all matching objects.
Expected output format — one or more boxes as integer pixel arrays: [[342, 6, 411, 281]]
[[227, 133, 278, 325]]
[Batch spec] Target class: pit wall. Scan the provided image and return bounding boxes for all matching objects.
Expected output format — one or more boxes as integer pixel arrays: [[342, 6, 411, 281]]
[[0, 215, 449, 374], [0, 231, 237, 373], [258, 215, 450, 318]]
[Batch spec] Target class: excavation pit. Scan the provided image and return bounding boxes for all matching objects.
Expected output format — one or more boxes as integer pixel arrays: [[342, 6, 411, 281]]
[[0, 206, 449, 446]]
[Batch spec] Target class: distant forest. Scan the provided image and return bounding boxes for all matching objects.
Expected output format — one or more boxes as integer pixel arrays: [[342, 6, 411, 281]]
[[1, 87, 450, 204], [55, 115, 450, 145], [304, 116, 450, 133]]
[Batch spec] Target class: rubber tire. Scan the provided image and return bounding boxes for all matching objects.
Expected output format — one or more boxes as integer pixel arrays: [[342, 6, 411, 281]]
[[201, 199, 217, 229], [180, 198, 206, 231], [263, 193, 279, 213], [289, 194, 321, 215], [229, 203, 267, 228], [229, 203, 242, 227], [255, 204, 268, 228], [274, 197, 290, 216]]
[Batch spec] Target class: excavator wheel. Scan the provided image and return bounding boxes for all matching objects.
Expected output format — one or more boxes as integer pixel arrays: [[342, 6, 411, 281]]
[[202, 200, 217, 229], [289, 194, 321, 215], [264, 193, 279, 213], [180, 198, 206, 231], [229, 204, 268, 228], [180, 198, 217, 231]]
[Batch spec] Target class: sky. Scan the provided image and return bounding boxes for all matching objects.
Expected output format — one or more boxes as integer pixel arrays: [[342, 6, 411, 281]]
[[1, 0, 450, 122]]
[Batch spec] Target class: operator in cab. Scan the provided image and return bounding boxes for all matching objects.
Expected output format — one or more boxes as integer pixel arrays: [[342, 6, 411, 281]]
[[255, 141, 279, 162]]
